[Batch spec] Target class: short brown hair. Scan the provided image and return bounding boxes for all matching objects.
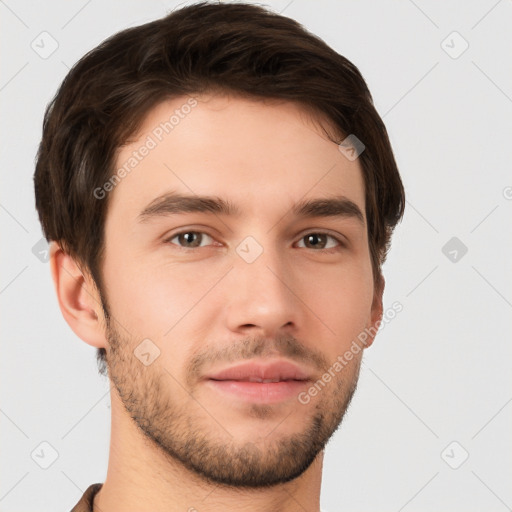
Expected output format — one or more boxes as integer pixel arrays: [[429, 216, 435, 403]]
[[34, 1, 405, 375]]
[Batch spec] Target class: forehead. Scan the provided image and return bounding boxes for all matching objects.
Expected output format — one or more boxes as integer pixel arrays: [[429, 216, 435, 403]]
[[107, 94, 366, 224]]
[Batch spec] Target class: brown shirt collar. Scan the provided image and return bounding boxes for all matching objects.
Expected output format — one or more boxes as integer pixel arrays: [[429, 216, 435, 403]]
[[70, 483, 103, 512]]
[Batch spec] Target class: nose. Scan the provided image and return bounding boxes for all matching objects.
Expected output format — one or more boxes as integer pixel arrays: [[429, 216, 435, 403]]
[[223, 238, 302, 338]]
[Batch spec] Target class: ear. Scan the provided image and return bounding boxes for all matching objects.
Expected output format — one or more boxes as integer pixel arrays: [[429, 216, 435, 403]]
[[363, 273, 385, 349], [49, 241, 107, 349]]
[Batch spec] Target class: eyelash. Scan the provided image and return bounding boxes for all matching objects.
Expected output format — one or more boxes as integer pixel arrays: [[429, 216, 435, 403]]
[[164, 230, 345, 253]]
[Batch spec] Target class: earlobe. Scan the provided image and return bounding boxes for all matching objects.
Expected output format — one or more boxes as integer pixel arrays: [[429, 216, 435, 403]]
[[364, 274, 385, 349], [49, 241, 107, 349]]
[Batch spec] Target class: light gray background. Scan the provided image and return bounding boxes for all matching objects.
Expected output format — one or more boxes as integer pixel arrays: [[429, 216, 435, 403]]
[[1, 1, 511, 511]]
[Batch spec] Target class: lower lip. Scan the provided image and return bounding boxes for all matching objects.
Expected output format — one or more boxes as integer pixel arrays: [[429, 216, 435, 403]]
[[205, 379, 309, 403]]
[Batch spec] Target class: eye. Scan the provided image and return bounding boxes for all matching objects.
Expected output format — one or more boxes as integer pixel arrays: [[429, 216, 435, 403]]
[[164, 230, 345, 252], [165, 231, 215, 249], [296, 232, 344, 251]]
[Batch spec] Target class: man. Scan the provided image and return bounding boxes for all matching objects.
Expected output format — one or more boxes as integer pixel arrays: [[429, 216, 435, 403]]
[[34, 2, 405, 511]]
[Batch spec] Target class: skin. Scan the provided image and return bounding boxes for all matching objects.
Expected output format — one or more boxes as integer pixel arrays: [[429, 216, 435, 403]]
[[51, 93, 384, 512]]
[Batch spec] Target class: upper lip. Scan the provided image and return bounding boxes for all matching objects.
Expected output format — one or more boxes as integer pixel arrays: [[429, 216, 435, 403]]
[[205, 359, 312, 382]]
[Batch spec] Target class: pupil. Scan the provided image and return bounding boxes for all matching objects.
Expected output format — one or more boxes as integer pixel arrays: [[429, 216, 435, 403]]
[[182, 232, 199, 246], [307, 234, 324, 248]]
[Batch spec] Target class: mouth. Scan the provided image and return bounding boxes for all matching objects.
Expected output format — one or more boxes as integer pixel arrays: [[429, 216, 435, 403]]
[[210, 376, 304, 383], [205, 379, 310, 403], [203, 359, 312, 403], [206, 359, 312, 381]]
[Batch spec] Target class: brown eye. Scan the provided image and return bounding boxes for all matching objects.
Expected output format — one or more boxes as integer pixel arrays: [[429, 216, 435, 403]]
[[167, 231, 214, 248], [297, 232, 343, 250]]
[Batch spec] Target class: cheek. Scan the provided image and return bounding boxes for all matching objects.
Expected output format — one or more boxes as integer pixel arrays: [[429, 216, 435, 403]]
[[305, 260, 374, 349], [105, 255, 217, 342]]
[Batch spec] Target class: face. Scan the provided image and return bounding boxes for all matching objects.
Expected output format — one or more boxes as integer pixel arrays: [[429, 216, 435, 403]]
[[99, 94, 381, 487]]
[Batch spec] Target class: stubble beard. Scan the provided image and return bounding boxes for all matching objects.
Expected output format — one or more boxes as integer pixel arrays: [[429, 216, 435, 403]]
[[105, 320, 362, 488]]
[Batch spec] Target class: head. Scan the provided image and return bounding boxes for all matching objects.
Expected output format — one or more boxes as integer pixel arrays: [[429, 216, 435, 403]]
[[34, 1, 404, 489]]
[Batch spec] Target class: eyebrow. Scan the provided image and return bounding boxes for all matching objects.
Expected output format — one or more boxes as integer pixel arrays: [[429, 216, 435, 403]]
[[137, 191, 365, 226]]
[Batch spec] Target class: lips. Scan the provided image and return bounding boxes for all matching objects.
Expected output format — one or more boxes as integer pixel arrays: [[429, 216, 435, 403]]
[[205, 360, 312, 383]]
